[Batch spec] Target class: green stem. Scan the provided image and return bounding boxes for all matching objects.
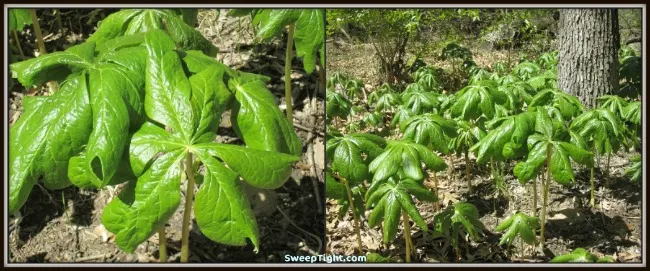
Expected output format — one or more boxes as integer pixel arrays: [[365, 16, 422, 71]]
[[540, 144, 552, 250], [158, 227, 168, 263], [590, 166, 595, 207], [605, 153, 611, 188], [342, 177, 363, 255], [284, 24, 295, 125], [433, 171, 439, 211], [180, 152, 196, 263], [532, 173, 538, 217], [11, 30, 25, 60], [402, 211, 412, 263], [54, 9, 63, 31], [29, 9, 46, 56], [465, 150, 472, 194]]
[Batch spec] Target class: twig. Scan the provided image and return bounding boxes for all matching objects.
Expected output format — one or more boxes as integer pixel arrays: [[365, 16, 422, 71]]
[[276, 206, 323, 255], [76, 254, 107, 262], [293, 122, 324, 137]]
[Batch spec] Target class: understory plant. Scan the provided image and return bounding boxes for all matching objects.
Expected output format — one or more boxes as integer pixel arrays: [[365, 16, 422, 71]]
[[513, 109, 593, 249], [367, 140, 446, 262], [570, 108, 624, 205], [10, 12, 301, 262], [495, 212, 539, 258], [326, 133, 386, 253], [433, 201, 485, 261], [551, 248, 615, 263], [232, 9, 325, 123]]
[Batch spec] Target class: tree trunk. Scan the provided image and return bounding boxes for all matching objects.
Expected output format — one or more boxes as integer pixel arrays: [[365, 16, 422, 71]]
[[557, 9, 620, 108]]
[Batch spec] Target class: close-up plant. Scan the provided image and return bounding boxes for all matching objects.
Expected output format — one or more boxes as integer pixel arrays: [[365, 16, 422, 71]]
[[9, 8, 323, 263]]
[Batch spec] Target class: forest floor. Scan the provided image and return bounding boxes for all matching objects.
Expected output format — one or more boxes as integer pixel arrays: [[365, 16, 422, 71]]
[[8, 9, 326, 263], [325, 40, 643, 263]]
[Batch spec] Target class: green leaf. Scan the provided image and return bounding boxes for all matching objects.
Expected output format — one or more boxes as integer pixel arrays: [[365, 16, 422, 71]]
[[328, 133, 386, 183], [326, 90, 352, 120], [366, 253, 393, 263], [144, 30, 195, 142], [452, 83, 496, 120], [549, 145, 574, 185], [513, 140, 548, 183], [9, 9, 32, 31], [230, 79, 302, 156], [472, 111, 535, 164], [369, 140, 446, 182], [401, 90, 437, 115], [10, 41, 95, 86], [102, 149, 185, 253], [9, 74, 93, 214], [87, 9, 217, 56], [188, 64, 232, 140], [193, 150, 259, 250], [325, 171, 347, 200], [400, 113, 457, 154], [194, 143, 299, 189], [551, 248, 599, 263], [253, 9, 324, 73], [570, 109, 623, 156], [434, 202, 485, 243], [366, 178, 435, 244], [495, 212, 538, 246]]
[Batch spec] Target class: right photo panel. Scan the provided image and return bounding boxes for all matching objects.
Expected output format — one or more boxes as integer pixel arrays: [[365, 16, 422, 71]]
[[325, 8, 643, 263]]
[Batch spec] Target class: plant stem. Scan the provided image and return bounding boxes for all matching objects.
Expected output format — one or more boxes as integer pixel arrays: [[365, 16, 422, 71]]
[[532, 174, 538, 217], [29, 9, 47, 56], [402, 211, 412, 263], [29, 9, 59, 93], [11, 30, 25, 60], [284, 24, 295, 125], [158, 227, 168, 263], [605, 153, 611, 188], [54, 9, 63, 31], [590, 145, 596, 207], [342, 177, 363, 255], [590, 166, 595, 207], [180, 152, 197, 263], [433, 171, 439, 211], [540, 144, 552, 250], [465, 150, 472, 194]]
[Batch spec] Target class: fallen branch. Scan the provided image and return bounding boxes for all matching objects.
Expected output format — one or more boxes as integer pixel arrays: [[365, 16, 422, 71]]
[[76, 254, 107, 262], [293, 122, 324, 137]]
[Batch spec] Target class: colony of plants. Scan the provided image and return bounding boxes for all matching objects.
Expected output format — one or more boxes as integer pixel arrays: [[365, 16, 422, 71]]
[[8, 8, 325, 263], [326, 8, 642, 263]]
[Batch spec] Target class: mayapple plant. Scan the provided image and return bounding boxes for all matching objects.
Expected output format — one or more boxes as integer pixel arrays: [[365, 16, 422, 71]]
[[399, 113, 457, 208], [495, 212, 538, 258], [433, 201, 485, 262], [231, 9, 325, 123], [326, 133, 386, 254], [514, 109, 593, 249], [366, 140, 446, 262], [10, 19, 301, 262]]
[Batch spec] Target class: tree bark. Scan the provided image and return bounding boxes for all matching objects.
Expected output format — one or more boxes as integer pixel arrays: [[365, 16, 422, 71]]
[[557, 9, 620, 108]]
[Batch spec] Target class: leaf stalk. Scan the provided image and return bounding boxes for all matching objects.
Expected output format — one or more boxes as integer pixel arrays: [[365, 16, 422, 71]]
[[181, 152, 197, 263], [284, 23, 296, 125]]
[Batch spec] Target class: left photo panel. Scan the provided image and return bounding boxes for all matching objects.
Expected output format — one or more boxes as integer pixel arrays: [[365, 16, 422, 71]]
[[6, 8, 326, 263]]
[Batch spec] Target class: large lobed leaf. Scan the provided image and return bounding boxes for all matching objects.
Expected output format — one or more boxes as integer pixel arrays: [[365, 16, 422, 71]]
[[102, 30, 299, 252], [326, 133, 386, 184], [365, 178, 436, 244], [495, 212, 538, 246], [369, 140, 447, 182], [251, 9, 325, 73], [87, 9, 217, 56]]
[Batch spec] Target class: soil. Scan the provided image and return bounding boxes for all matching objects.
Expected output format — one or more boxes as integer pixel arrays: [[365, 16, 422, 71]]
[[8, 9, 325, 263], [325, 40, 643, 263]]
